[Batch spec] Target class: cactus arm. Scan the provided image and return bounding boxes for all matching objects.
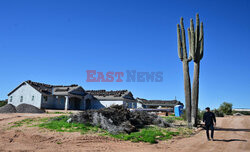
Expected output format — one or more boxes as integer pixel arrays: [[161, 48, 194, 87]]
[[199, 22, 204, 60], [180, 17, 187, 59], [187, 28, 193, 62], [194, 14, 200, 62], [177, 24, 183, 60], [188, 28, 191, 58], [190, 19, 195, 60]]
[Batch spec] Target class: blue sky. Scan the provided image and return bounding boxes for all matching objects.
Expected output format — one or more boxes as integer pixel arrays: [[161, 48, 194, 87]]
[[0, 0, 249, 109]]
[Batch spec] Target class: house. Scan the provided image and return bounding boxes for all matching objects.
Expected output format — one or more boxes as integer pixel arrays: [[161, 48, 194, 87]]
[[86, 90, 137, 109], [8, 80, 86, 110], [136, 98, 183, 109], [7, 80, 137, 110]]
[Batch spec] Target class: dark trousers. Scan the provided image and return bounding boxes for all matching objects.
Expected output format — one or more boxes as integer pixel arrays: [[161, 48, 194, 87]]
[[205, 124, 214, 139]]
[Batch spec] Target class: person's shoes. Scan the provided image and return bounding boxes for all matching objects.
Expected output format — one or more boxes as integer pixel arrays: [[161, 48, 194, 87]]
[[207, 138, 211, 141], [211, 138, 214, 141]]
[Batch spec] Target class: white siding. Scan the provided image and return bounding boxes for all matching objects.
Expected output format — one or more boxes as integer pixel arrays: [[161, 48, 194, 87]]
[[137, 102, 143, 108], [8, 82, 42, 108], [99, 100, 137, 108], [100, 100, 124, 107]]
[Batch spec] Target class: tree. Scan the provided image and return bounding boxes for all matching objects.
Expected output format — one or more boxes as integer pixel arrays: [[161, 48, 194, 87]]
[[0, 100, 7, 107], [219, 102, 233, 115]]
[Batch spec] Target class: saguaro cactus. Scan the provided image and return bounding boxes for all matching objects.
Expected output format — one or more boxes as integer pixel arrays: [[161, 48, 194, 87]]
[[177, 17, 192, 126], [191, 14, 204, 126]]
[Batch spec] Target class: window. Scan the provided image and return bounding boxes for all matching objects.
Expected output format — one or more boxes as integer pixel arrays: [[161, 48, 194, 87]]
[[44, 96, 48, 102], [10, 96, 13, 102], [20, 96, 23, 102], [128, 102, 132, 108], [133, 102, 137, 108], [32, 96, 34, 101]]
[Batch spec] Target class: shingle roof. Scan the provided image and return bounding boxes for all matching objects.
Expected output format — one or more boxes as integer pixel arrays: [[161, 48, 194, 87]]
[[8, 80, 83, 96], [136, 98, 183, 107], [85, 90, 135, 101]]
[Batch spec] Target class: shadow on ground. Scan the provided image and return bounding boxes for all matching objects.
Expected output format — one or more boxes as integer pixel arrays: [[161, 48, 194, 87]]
[[213, 139, 247, 142], [215, 127, 250, 132]]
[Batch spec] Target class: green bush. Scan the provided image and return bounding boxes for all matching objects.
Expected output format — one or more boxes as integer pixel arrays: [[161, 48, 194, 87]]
[[181, 109, 187, 121], [219, 102, 233, 115], [212, 108, 224, 117], [181, 109, 203, 124], [109, 127, 179, 144], [0, 101, 7, 107], [37, 116, 180, 144], [164, 117, 175, 123], [197, 109, 205, 123], [38, 115, 100, 133]]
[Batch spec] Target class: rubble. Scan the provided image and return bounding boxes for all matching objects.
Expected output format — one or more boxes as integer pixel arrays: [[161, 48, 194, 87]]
[[0, 104, 17, 113], [70, 105, 172, 134]]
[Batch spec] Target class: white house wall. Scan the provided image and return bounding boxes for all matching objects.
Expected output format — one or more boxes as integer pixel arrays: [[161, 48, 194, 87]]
[[137, 102, 143, 108], [92, 100, 137, 109], [8, 83, 42, 108], [100, 101, 124, 108]]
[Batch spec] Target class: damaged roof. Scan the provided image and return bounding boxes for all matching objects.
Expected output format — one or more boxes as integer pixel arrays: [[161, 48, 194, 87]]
[[8, 80, 85, 96], [85, 90, 135, 101], [136, 98, 183, 107]]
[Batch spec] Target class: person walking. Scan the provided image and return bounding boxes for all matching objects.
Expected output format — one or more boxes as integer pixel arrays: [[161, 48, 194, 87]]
[[203, 107, 216, 141]]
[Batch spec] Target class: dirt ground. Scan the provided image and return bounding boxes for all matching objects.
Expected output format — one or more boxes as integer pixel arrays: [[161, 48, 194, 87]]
[[0, 113, 249, 152]]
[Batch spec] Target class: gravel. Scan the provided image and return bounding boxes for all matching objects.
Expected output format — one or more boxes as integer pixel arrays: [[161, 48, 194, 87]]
[[16, 104, 44, 113], [70, 105, 172, 134], [0, 104, 17, 113]]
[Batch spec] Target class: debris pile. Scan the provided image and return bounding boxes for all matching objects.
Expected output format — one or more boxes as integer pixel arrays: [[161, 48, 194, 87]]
[[0, 104, 17, 113], [70, 105, 172, 134], [16, 104, 44, 113]]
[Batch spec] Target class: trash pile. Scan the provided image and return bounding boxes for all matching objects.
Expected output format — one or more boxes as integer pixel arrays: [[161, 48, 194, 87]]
[[0, 104, 44, 113], [0, 104, 17, 113], [70, 105, 172, 134]]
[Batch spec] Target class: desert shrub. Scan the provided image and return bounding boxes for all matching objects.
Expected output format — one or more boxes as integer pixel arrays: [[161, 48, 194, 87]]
[[219, 102, 233, 115], [39, 115, 100, 133], [181, 109, 187, 121], [197, 109, 205, 123], [212, 108, 224, 117], [108, 127, 179, 144], [39, 116, 179, 144], [164, 117, 175, 123], [180, 109, 204, 124], [0, 101, 7, 107]]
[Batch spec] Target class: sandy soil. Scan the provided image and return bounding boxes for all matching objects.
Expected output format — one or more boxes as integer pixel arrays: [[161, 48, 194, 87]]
[[0, 113, 249, 152]]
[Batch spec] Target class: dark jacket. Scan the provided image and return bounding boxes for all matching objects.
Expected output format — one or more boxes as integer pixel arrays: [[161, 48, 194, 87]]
[[203, 111, 216, 126]]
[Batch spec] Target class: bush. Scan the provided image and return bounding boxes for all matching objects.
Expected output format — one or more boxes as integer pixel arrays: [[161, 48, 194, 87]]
[[39, 116, 179, 144], [197, 109, 205, 123], [219, 102, 233, 115], [0, 101, 7, 107], [181, 109, 204, 124], [164, 117, 175, 123], [181, 109, 187, 121], [39, 115, 100, 133], [109, 127, 179, 144], [212, 108, 224, 117]]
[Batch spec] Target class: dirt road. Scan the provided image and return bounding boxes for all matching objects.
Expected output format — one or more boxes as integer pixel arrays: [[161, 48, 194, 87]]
[[0, 114, 249, 152]]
